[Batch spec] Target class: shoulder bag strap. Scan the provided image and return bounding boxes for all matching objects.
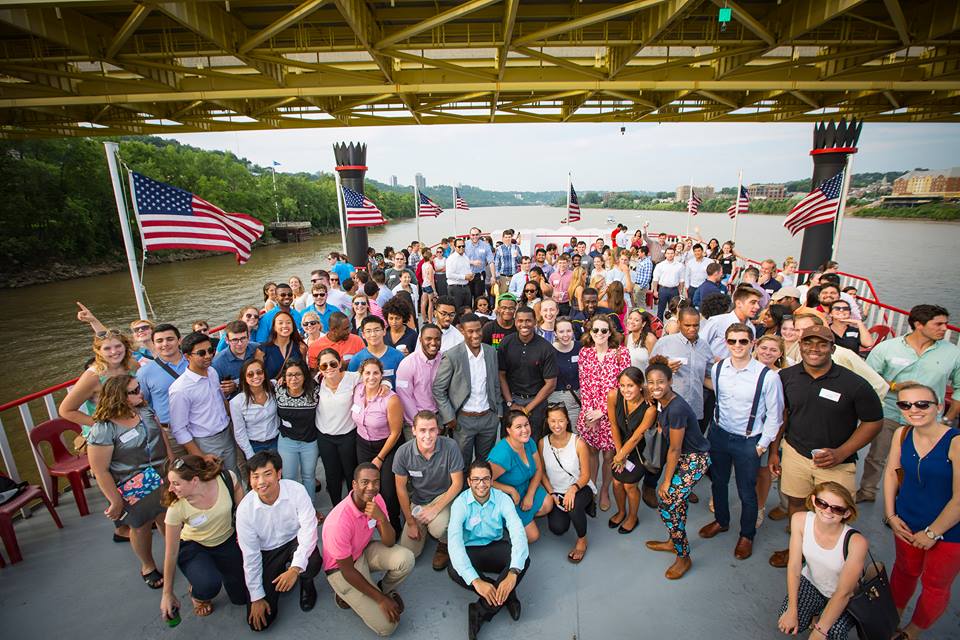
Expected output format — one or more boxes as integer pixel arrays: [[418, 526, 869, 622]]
[[713, 360, 724, 424], [155, 359, 182, 380], [548, 437, 579, 482], [745, 366, 771, 436]]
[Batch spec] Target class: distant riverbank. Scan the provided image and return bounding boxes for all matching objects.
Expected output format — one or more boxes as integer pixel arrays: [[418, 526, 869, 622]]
[[598, 202, 960, 221]]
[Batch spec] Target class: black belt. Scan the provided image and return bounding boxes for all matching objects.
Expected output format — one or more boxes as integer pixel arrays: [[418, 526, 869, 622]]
[[459, 409, 491, 417], [450, 283, 469, 287]]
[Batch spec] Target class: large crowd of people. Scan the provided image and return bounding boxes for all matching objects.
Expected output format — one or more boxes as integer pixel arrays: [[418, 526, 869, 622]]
[[64, 223, 960, 639]]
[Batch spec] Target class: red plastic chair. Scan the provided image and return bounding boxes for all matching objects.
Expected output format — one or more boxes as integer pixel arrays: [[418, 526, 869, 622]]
[[0, 475, 63, 564], [29, 419, 92, 517]]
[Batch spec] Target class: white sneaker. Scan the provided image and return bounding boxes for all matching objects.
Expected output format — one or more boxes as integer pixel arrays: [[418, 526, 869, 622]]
[[756, 507, 766, 529]]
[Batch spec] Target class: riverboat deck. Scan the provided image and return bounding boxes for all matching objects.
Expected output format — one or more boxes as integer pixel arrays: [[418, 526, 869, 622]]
[[1, 468, 957, 640]]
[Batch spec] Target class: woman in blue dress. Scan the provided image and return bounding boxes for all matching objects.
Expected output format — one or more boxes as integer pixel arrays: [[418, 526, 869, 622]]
[[488, 410, 554, 542]]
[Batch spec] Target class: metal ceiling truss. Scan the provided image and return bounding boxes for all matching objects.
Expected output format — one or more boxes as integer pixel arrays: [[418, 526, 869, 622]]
[[0, 0, 957, 138]]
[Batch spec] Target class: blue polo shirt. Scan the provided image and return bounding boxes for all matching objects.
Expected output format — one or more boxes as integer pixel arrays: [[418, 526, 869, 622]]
[[346, 345, 404, 386], [254, 306, 304, 343], [211, 342, 260, 399], [331, 261, 356, 284], [137, 356, 189, 424], [306, 304, 337, 332]]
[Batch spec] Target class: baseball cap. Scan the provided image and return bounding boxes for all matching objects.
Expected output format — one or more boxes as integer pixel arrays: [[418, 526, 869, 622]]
[[496, 292, 518, 304], [800, 325, 835, 343], [772, 287, 801, 302]]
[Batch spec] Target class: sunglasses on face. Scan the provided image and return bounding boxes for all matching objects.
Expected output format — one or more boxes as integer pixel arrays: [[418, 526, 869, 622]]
[[314, 292, 327, 298], [726, 338, 751, 346], [813, 496, 849, 516], [246, 369, 264, 378], [318, 361, 340, 371], [243, 313, 259, 320], [354, 301, 368, 306], [127, 385, 142, 396], [455, 245, 465, 249], [591, 327, 610, 335], [895, 400, 936, 410], [191, 348, 214, 357], [303, 320, 320, 327], [132, 325, 152, 333]]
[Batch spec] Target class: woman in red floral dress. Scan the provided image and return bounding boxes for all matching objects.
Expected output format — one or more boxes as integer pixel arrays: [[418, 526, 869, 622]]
[[576, 315, 632, 511]]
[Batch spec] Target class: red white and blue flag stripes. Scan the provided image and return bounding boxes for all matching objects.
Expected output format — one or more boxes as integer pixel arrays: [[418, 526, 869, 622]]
[[783, 171, 845, 236], [454, 188, 470, 211], [341, 185, 387, 227], [687, 191, 702, 216], [567, 183, 581, 222], [417, 191, 443, 218], [726, 185, 749, 218]]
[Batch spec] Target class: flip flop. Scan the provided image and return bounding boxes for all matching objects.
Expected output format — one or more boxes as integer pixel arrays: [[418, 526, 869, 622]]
[[192, 598, 214, 617], [141, 569, 164, 589], [567, 547, 586, 564]]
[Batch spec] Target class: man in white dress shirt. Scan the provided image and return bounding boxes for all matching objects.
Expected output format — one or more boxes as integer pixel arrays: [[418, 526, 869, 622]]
[[237, 451, 322, 631], [699, 285, 762, 359], [445, 239, 474, 311], [684, 244, 714, 307], [651, 247, 686, 320]]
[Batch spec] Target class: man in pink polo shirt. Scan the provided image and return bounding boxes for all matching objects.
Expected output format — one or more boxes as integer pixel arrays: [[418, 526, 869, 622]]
[[322, 463, 415, 636]]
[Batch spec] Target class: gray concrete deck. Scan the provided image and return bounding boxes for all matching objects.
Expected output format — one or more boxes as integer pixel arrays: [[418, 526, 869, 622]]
[[1, 481, 957, 639]]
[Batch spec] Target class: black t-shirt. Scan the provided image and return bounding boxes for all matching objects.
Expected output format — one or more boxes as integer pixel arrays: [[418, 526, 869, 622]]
[[497, 333, 558, 397], [832, 325, 861, 353], [481, 320, 517, 349], [554, 343, 582, 392], [780, 362, 883, 463], [760, 278, 782, 296], [658, 394, 711, 454], [719, 255, 736, 276], [275, 386, 320, 442]]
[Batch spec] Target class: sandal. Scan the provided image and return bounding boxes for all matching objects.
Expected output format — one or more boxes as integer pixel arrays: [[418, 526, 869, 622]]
[[567, 545, 587, 564], [192, 598, 214, 617], [141, 569, 164, 589]]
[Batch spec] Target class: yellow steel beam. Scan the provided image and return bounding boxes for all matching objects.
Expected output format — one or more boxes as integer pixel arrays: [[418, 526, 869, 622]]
[[512, 0, 668, 47], [374, 0, 500, 51], [708, 0, 776, 46], [239, 0, 328, 54], [512, 46, 606, 80], [417, 91, 491, 112], [608, 0, 699, 79], [499, 89, 586, 110], [105, 4, 152, 59], [778, 0, 869, 43], [497, 0, 520, 80], [698, 90, 738, 109], [384, 49, 497, 81], [602, 90, 657, 109], [882, 0, 910, 46]]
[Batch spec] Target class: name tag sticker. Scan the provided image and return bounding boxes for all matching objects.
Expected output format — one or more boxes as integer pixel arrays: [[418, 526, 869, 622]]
[[819, 388, 841, 402], [367, 518, 377, 529], [468, 516, 482, 528], [845, 331, 858, 337], [351, 404, 361, 414], [675, 357, 689, 365], [892, 357, 911, 366], [409, 470, 423, 478], [571, 356, 579, 363], [189, 514, 208, 527], [396, 380, 409, 389], [118, 429, 138, 444], [384, 369, 395, 377]]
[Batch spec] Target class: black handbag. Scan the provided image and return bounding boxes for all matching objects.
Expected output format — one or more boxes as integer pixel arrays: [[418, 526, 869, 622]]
[[842, 529, 900, 640]]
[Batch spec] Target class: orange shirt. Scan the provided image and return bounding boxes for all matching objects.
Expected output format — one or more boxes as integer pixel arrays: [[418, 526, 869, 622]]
[[307, 334, 365, 369]]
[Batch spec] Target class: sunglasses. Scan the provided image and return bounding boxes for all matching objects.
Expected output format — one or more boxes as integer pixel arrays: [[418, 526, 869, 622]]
[[895, 400, 936, 410], [524, 289, 537, 294], [314, 292, 327, 298], [726, 338, 751, 346], [242, 313, 259, 320], [813, 496, 850, 516], [172, 457, 186, 470], [591, 327, 610, 335], [831, 306, 850, 311], [455, 245, 465, 249], [310, 278, 321, 283], [132, 325, 152, 333], [96, 329, 123, 339], [190, 348, 214, 357], [126, 384, 142, 396], [318, 361, 340, 371], [302, 320, 320, 327], [354, 301, 368, 306]]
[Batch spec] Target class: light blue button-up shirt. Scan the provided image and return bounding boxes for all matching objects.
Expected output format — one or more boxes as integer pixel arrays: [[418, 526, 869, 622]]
[[711, 358, 784, 449], [866, 335, 960, 422], [650, 333, 715, 419], [448, 487, 529, 585], [464, 239, 494, 275], [137, 355, 189, 424], [700, 311, 755, 359]]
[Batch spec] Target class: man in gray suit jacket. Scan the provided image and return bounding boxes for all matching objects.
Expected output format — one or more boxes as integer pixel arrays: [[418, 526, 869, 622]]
[[432, 313, 503, 469]]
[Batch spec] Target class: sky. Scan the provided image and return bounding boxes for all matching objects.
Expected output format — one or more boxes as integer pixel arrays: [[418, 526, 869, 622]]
[[165, 121, 960, 193]]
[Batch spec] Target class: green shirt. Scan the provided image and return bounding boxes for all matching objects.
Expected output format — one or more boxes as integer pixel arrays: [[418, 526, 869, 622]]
[[866, 335, 960, 422]]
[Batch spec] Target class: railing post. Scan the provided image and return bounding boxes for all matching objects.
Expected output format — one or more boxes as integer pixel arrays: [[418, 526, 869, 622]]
[[19, 403, 53, 499], [0, 415, 20, 482]]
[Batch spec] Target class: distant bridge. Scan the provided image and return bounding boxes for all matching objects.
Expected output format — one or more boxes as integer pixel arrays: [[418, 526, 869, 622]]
[[1, 0, 958, 138]]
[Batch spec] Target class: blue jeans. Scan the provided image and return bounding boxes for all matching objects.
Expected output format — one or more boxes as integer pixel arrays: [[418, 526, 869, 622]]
[[708, 425, 761, 540], [277, 435, 319, 505], [657, 286, 679, 320], [250, 437, 278, 454]]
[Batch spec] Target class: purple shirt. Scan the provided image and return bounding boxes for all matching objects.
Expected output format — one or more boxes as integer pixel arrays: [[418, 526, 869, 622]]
[[168, 366, 230, 445], [352, 386, 396, 442], [394, 348, 441, 425]]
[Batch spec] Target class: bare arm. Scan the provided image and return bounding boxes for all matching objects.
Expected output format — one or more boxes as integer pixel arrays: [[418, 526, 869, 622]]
[[491, 462, 520, 504], [58, 370, 100, 427], [537, 439, 555, 494], [816, 534, 867, 632], [779, 512, 807, 634], [656, 426, 685, 500], [375, 396, 404, 464], [499, 370, 512, 404], [524, 377, 556, 413], [87, 443, 123, 519], [76, 301, 107, 335], [926, 437, 960, 538]]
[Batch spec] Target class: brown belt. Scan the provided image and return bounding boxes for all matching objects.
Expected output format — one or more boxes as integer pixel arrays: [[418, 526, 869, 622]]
[[459, 409, 491, 417]]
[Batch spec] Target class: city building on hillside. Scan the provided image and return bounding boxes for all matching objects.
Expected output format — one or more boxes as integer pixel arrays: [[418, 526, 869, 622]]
[[748, 183, 787, 200], [390, 175, 398, 187], [892, 167, 960, 196], [415, 173, 426, 190], [675, 185, 715, 201]]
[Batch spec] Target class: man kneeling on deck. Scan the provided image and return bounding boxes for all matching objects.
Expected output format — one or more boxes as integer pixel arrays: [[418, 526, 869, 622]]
[[448, 459, 530, 640], [393, 410, 464, 570], [322, 463, 415, 636], [236, 451, 322, 632]]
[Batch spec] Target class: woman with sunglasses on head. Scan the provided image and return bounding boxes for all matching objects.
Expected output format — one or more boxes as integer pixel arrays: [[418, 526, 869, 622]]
[[313, 348, 364, 506], [274, 360, 322, 513], [160, 455, 248, 620], [299, 311, 325, 349], [230, 359, 279, 461], [607, 367, 658, 535], [826, 300, 873, 353], [87, 374, 172, 589], [643, 356, 711, 580], [624, 308, 657, 372], [576, 315, 632, 513], [307, 312, 365, 372], [256, 311, 307, 381], [777, 481, 866, 639], [262, 282, 278, 312], [884, 383, 960, 640], [540, 403, 594, 562]]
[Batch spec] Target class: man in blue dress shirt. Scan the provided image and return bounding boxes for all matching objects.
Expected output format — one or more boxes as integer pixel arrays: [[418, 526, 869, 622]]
[[447, 459, 530, 640]]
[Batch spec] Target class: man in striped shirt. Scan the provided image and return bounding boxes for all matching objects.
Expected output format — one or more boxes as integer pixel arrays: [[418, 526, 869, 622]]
[[494, 229, 523, 295], [631, 245, 654, 309]]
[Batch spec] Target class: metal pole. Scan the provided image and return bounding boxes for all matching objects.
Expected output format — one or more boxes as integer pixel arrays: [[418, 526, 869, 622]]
[[104, 142, 148, 320], [731, 169, 743, 246], [565, 172, 571, 225], [333, 170, 348, 254], [271, 166, 279, 223], [414, 186, 422, 243], [831, 153, 855, 263], [453, 185, 459, 238], [685, 176, 693, 238]]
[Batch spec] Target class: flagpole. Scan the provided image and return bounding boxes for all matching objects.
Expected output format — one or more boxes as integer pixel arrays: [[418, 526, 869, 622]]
[[104, 142, 148, 320], [831, 153, 855, 262], [685, 176, 693, 238], [414, 186, 422, 244], [333, 170, 348, 254], [731, 169, 743, 246], [452, 185, 459, 239], [566, 172, 571, 225]]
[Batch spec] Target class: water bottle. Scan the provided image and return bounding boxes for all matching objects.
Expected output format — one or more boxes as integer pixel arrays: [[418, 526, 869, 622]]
[[166, 607, 181, 628], [411, 505, 423, 519]]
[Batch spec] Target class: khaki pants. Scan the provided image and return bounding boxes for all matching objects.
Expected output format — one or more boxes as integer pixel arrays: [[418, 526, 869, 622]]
[[779, 441, 856, 499], [496, 276, 512, 296], [326, 542, 415, 637], [399, 500, 451, 558], [858, 418, 901, 498]]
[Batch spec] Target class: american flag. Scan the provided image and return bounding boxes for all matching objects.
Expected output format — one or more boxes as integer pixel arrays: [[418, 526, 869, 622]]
[[726, 185, 750, 218], [417, 191, 443, 217], [567, 183, 581, 223], [783, 171, 845, 236], [687, 190, 702, 216], [341, 185, 387, 227], [130, 172, 264, 265], [454, 187, 470, 211]]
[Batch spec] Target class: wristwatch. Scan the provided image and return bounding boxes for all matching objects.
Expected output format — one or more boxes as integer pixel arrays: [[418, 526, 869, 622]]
[[506, 401, 513, 408], [508, 568, 521, 576], [924, 527, 944, 541]]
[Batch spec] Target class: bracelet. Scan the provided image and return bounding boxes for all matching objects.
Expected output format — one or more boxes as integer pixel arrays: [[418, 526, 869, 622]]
[[882, 513, 898, 525], [813, 623, 827, 637], [374, 455, 382, 462]]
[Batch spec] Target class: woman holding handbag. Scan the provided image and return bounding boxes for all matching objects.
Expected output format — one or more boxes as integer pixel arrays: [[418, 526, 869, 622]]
[[643, 356, 711, 580], [884, 382, 960, 640], [606, 367, 657, 535], [777, 482, 866, 639], [87, 374, 172, 589]]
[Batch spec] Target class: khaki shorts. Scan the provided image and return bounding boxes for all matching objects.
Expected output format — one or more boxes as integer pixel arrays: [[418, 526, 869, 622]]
[[780, 440, 856, 499]]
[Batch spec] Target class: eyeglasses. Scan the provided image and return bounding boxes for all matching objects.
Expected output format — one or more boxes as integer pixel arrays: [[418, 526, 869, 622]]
[[725, 338, 751, 346], [468, 477, 492, 484], [436, 309, 455, 318], [95, 329, 123, 339], [302, 320, 320, 327], [126, 384, 142, 396], [318, 361, 340, 371], [591, 327, 610, 335], [895, 400, 936, 411], [813, 496, 850, 516], [246, 369, 265, 378], [190, 348, 214, 357], [330, 278, 340, 283], [353, 301, 368, 306], [132, 325, 152, 333], [226, 337, 248, 344]]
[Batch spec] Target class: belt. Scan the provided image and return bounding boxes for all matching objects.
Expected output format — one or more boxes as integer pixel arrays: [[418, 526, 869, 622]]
[[449, 283, 469, 287], [459, 409, 491, 417], [324, 568, 340, 576], [513, 393, 535, 400]]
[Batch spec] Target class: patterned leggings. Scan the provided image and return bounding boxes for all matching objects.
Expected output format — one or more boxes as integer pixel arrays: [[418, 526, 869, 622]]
[[777, 575, 855, 639], [658, 452, 710, 558]]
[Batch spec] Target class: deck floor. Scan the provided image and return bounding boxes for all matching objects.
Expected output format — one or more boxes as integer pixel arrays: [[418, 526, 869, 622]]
[[2, 473, 957, 640]]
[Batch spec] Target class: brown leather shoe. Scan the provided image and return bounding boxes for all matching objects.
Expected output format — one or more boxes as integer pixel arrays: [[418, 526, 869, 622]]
[[688, 491, 699, 504], [734, 536, 753, 560], [645, 539, 675, 553], [335, 594, 351, 610], [432, 543, 450, 571], [769, 548, 789, 568], [642, 485, 659, 509], [665, 556, 692, 580], [767, 506, 788, 521], [698, 521, 729, 539]]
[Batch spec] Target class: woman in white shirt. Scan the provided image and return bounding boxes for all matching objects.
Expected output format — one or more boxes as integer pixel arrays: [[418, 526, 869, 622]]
[[290, 276, 311, 311], [313, 348, 362, 506], [230, 359, 280, 461]]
